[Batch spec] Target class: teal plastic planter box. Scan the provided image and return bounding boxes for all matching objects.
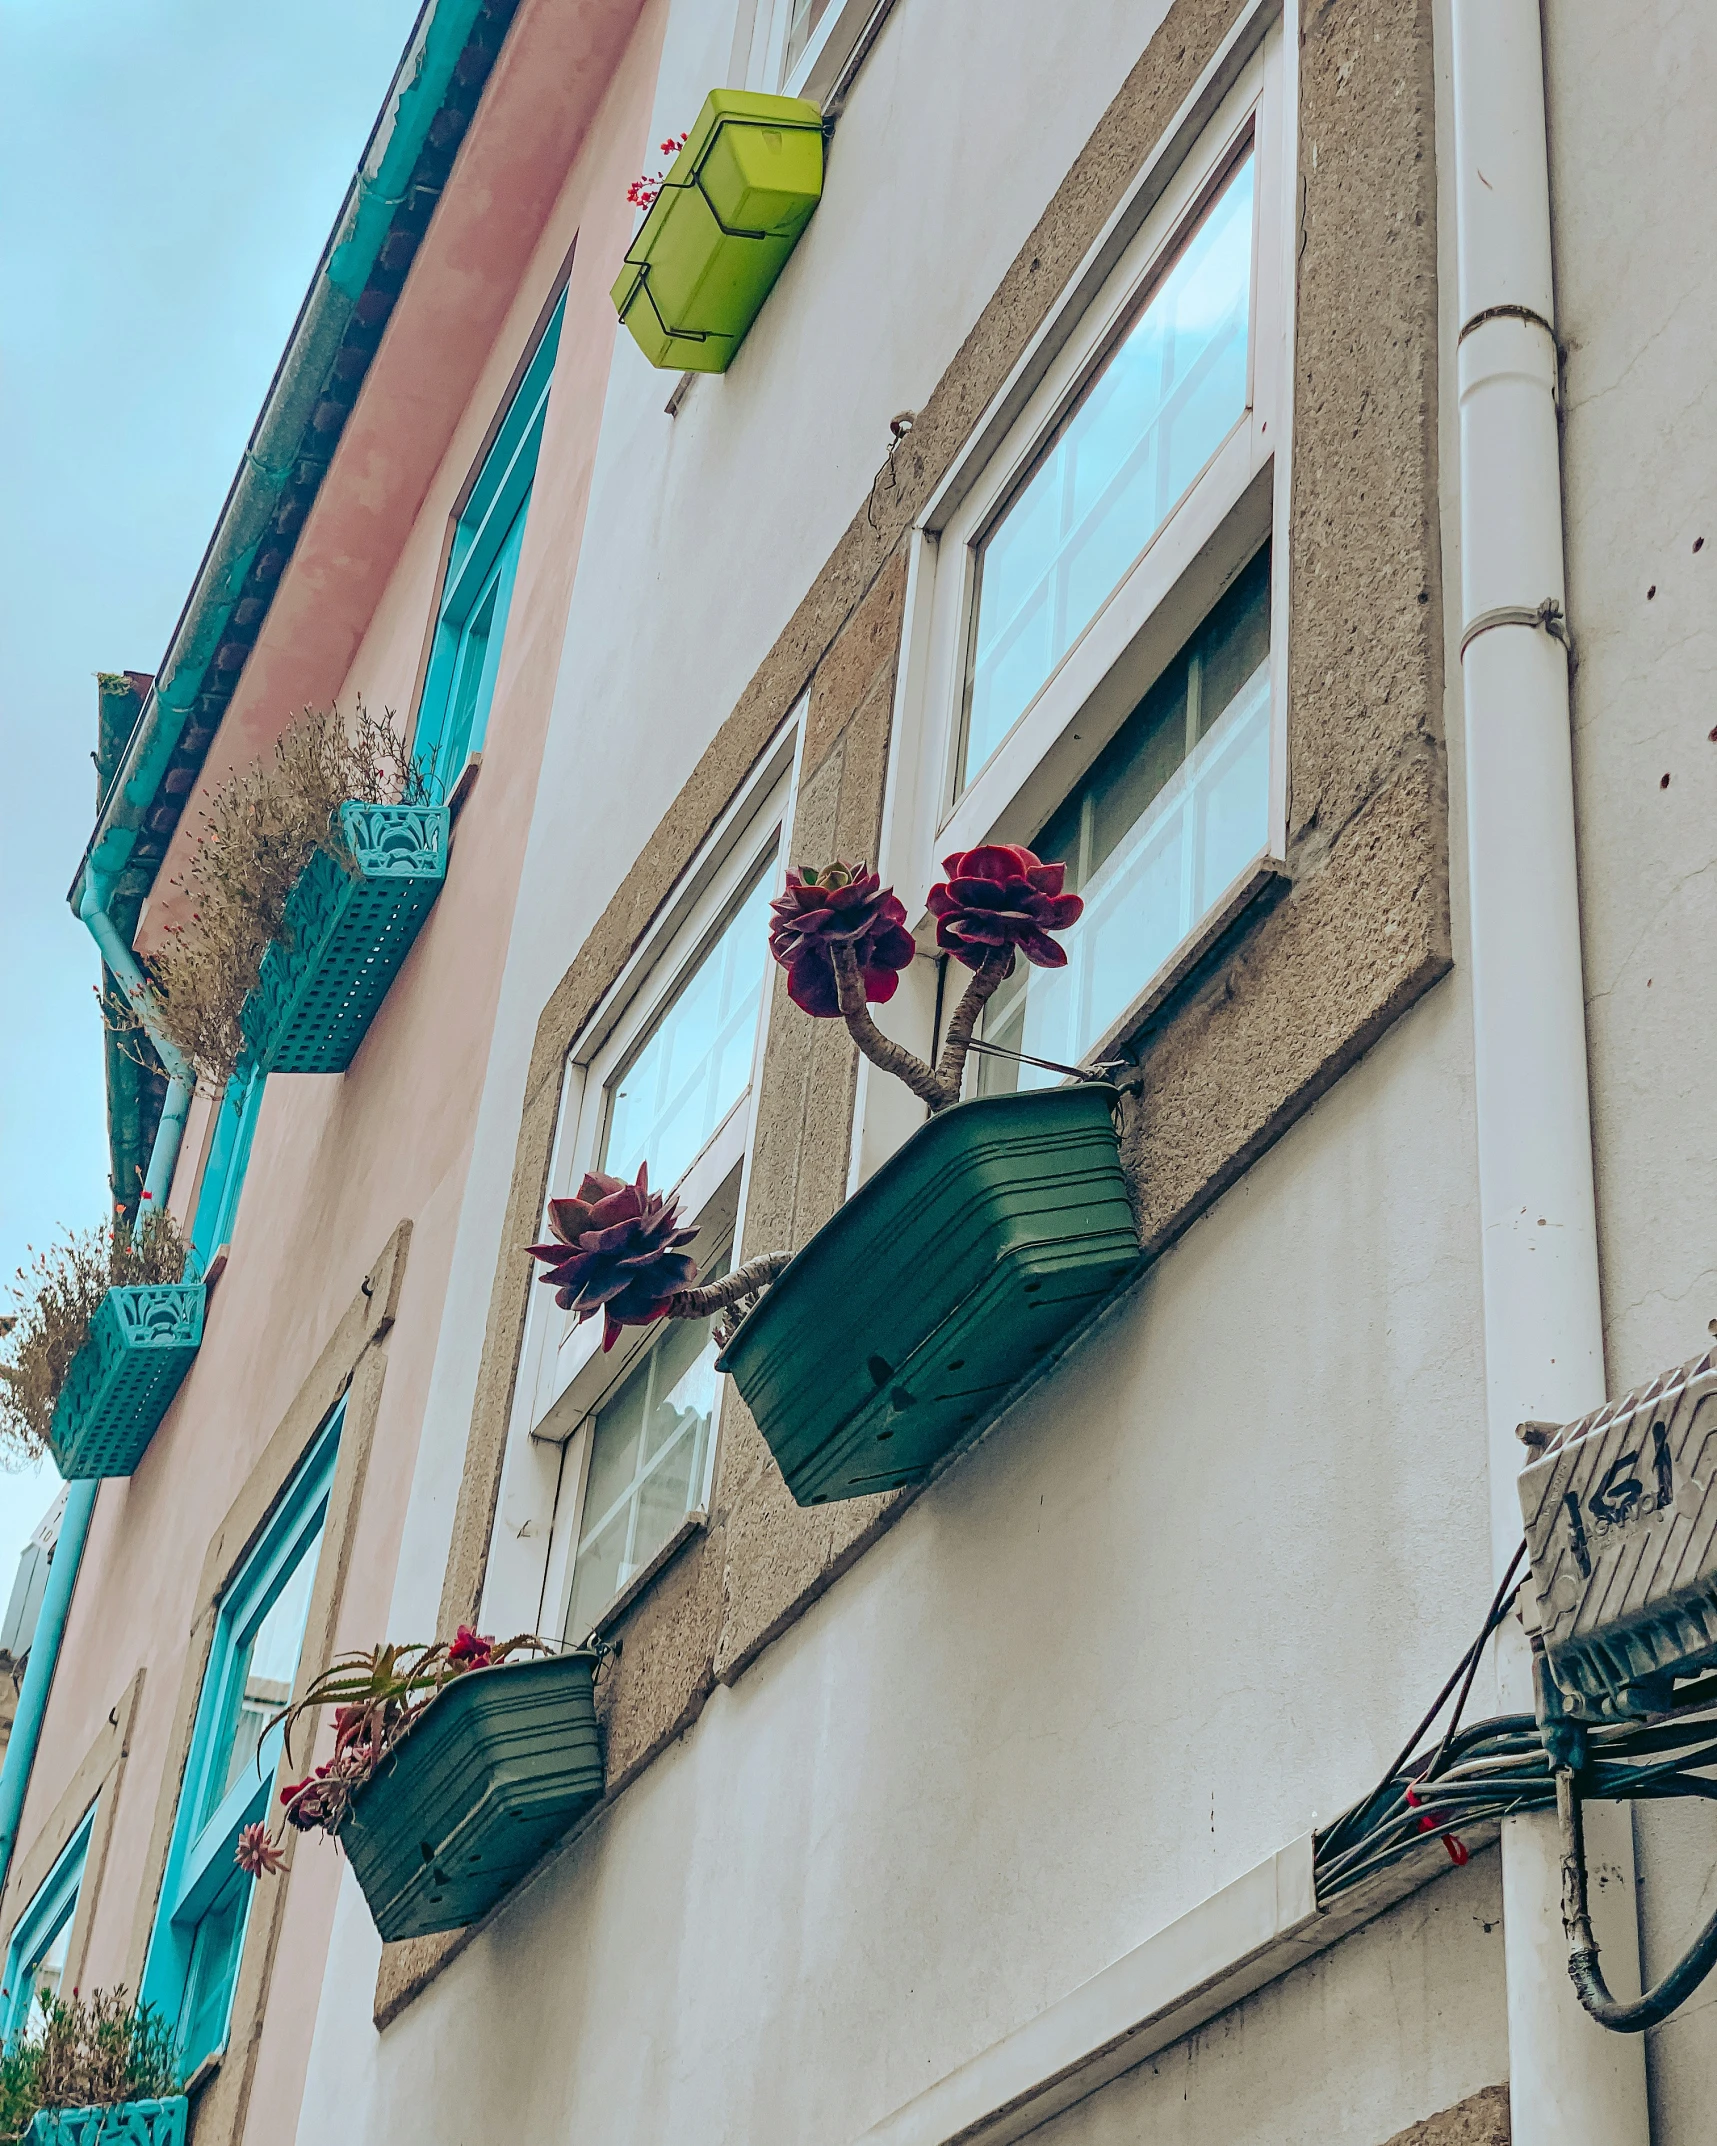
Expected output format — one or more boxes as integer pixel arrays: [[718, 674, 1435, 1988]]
[[612, 89, 824, 372], [244, 802, 449, 1075], [343, 1650, 604, 1942], [47, 1284, 204, 1480], [26, 2097, 187, 2146], [718, 1085, 1142, 1505]]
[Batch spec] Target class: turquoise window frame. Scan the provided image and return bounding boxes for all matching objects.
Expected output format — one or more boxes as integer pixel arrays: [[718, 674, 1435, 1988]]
[[190, 1061, 266, 1269], [2, 1807, 94, 2044], [140, 1407, 341, 2073], [413, 289, 565, 799]]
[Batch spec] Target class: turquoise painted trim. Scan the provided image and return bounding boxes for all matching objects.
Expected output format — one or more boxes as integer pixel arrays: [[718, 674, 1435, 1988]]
[[27, 2096, 187, 2146], [141, 1410, 342, 2072], [0, 1485, 99, 1918], [413, 290, 565, 797], [66, 0, 505, 918], [189, 1066, 266, 1266], [2, 1806, 94, 2043]]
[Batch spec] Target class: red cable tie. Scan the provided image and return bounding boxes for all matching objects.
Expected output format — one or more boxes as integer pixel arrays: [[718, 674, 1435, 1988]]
[[1406, 1780, 1470, 1866]]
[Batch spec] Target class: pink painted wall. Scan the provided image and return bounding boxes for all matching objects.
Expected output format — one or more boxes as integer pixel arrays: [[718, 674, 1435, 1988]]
[[3, 0, 666, 2133]]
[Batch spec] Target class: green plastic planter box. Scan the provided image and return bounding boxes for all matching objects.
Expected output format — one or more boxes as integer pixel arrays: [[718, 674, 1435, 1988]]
[[718, 1084, 1142, 1505], [244, 802, 449, 1075], [612, 89, 824, 372], [342, 1650, 604, 1942], [47, 1284, 204, 1480], [26, 2098, 187, 2146]]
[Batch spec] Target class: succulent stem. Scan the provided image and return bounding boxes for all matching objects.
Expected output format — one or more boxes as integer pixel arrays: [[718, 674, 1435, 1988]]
[[831, 944, 953, 1109], [933, 949, 1012, 1100], [668, 1251, 792, 1319]]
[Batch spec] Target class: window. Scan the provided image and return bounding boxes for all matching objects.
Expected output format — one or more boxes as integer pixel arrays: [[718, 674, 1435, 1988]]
[[413, 290, 566, 800], [484, 757, 795, 1648], [755, 0, 879, 103], [141, 1411, 340, 2074], [901, 36, 1285, 1091], [190, 1061, 266, 1267], [978, 545, 1271, 1093], [961, 152, 1255, 791], [2, 1809, 92, 2043]]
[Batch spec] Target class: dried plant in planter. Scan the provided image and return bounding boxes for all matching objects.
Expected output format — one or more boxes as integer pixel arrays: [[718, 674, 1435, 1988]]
[[0, 1209, 188, 1464], [148, 701, 429, 1090], [0, 1987, 180, 2141], [522, 847, 1085, 1348], [234, 1629, 550, 1878]]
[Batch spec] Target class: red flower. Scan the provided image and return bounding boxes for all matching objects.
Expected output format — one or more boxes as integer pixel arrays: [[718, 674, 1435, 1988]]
[[235, 1822, 285, 1878], [448, 1625, 493, 1671], [925, 844, 1083, 972], [768, 863, 916, 1018], [526, 1165, 699, 1349]]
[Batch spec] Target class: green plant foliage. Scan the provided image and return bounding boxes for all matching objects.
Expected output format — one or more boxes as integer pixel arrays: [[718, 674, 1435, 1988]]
[[0, 1989, 179, 2144]]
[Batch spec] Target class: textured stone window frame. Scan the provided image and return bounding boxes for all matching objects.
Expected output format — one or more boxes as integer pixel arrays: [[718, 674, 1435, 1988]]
[[379, 0, 1448, 2026], [0, 1667, 146, 2008], [123, 1223, 410, 2142]]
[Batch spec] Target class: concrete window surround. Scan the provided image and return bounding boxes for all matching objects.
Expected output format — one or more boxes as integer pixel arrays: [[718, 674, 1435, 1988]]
[[386, 0, 1450, 2034], [478, 735, 804, 1648], [122, 1223, 409, 2143]]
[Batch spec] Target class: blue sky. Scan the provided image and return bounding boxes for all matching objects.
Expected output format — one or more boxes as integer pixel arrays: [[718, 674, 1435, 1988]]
[[0, 2, 424, 1584]]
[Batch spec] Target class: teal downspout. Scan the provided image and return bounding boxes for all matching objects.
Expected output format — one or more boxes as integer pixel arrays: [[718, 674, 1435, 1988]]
[[0, 893, 197, 1897], [78, 872, 195, 1221], [0, 1483, 98, 1903]]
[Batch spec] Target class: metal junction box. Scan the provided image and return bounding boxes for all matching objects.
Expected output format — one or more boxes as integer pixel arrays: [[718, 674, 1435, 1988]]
[[1520, 1346, 1717, 1718]]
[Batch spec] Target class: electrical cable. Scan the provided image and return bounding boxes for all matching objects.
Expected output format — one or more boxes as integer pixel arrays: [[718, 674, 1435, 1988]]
[[1558, 1766, 1717, 2033]]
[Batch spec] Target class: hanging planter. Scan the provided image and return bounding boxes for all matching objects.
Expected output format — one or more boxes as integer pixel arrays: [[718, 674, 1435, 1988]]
[[341, 1648, 604, 1941], [243, 801, 449, 1074], [26, 2099, 188, 2146], [48, 1283, 204, 1482], [237, 1637, 605, 1943], [718, 1083, 1141, 1505], [612, 89, 824, 373]]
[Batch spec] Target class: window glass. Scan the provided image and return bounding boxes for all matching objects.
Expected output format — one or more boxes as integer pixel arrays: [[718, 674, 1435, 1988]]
[[563, 1252, 728, 1645], [601, 864, 774, 1192], [961, 149, 1255, 790], [783, 0, 835, 76], [414, 291, 564, 799], [143, 1414, 338, 2076], [2, 1811, 91, 2045], [204, 1522, 324, 1821], [979, 545, 1271, 1093]]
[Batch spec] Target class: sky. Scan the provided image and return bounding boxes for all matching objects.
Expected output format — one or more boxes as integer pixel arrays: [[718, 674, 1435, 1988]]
[[0, 2, 424, 1592]]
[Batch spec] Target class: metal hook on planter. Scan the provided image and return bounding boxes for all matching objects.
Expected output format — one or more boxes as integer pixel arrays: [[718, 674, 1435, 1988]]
[[866, 410, 918, 532]]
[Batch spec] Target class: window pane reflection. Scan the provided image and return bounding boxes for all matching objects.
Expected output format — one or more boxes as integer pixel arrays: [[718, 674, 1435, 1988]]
[[602, 865, 773, 1192], [563, 1257, 727, 1644], [980, 546, 1271, 1093], [207, 1524, 323, 1821], [962, 151, 1255, 789]]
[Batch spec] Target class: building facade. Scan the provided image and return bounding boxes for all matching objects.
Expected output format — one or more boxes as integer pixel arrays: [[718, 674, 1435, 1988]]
[[4, 1, 1715, 2143]]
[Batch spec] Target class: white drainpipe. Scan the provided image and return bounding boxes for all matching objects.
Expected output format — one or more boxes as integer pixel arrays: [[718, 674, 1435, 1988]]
[[1450, 3, 1650, 2138]]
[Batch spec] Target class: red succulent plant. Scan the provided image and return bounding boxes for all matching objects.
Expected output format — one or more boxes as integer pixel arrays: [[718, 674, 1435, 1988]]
[[926, 844, 1084, 973], [767, 862, 916, 1018], [526, 1165, 700, 1349], [447, 1624, 493, 1670]]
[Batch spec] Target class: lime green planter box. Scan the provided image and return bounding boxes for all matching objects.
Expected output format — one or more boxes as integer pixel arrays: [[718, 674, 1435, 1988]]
[[612, 89, 824, 372], [244, 802, 449, 1075], [26, 2098, 187, 2146], [48, 1284, 204, 1481], [343, 1651, 603, 1942], [718, 1085, 1141, 1505]]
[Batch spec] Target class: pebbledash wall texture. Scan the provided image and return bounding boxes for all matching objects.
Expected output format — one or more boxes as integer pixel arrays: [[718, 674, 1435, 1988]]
[[372, 0, 1460, 2036]]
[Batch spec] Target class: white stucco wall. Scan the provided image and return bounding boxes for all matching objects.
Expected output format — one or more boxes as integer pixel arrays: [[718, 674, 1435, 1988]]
[[291, 0, 1717, 2138], [1546, 4, 1717, 2138]]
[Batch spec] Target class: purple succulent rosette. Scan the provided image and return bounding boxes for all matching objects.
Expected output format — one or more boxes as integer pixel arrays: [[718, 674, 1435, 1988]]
[[527, 1165, 699, 1349], [925, 843, 1083, 973], [767, 862, 917, 1017]]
